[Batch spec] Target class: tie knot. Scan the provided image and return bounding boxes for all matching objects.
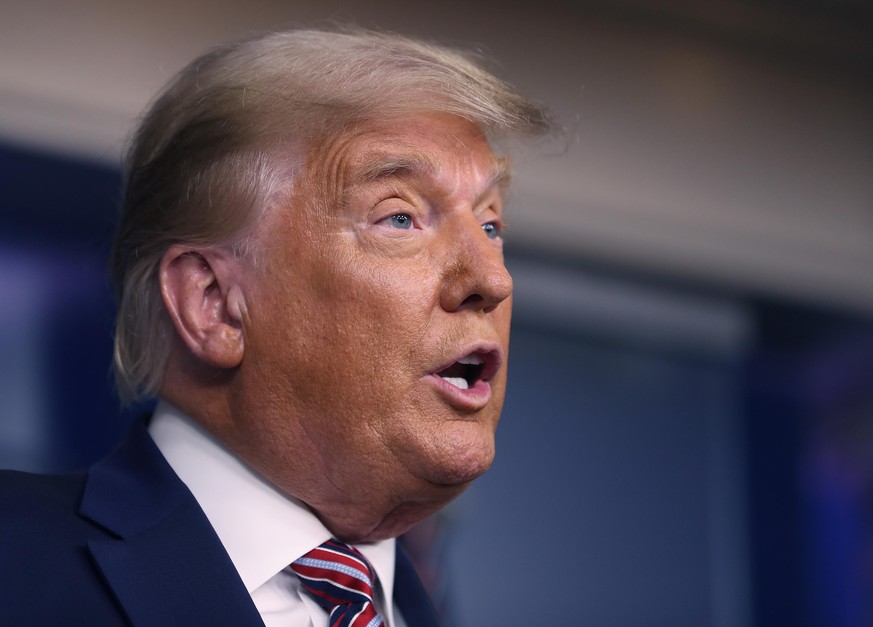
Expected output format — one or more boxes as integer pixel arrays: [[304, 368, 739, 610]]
[[291, 539, 385, 627]]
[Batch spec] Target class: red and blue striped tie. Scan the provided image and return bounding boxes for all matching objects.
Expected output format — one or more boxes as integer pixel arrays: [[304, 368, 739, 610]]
[[291, 539, 386, 627]]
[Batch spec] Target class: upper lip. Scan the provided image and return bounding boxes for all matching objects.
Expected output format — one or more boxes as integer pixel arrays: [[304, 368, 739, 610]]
[[429, 342, 504, 384]]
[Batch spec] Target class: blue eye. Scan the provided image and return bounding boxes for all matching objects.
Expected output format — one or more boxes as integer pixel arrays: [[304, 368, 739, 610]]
[[482, 222, 501, 239], [386, 214, 413, 229]]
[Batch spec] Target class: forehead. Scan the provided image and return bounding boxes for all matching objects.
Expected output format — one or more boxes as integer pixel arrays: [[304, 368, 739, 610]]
[[312, 113, 509, 194]]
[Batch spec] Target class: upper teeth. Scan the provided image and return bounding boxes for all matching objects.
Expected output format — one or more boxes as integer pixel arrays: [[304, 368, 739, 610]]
[[458, 354, 483, 365]]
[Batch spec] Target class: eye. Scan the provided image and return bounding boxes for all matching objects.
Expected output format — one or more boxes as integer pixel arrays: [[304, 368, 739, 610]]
[[384, 213, 413, 230], [482, 222, 502, 240]]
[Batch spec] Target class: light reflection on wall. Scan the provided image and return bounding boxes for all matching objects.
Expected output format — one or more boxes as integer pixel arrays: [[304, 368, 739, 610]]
[[0, 246, 119, 472], [0, 251, 52, 470]]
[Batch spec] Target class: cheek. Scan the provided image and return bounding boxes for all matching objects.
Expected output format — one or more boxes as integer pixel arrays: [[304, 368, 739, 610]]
[[274, 252, 439, 396], [320, 252, 438, 339], [496, 294, 513, 336]]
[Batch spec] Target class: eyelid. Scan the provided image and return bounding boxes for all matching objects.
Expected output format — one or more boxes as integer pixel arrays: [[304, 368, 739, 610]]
[[479, 201, 506, 226], [373, 191, 429, 226], [374, 208, 421, 233]]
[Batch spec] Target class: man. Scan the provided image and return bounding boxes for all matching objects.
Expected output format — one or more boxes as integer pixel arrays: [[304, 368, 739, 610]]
[[1, 28, 548, 625]]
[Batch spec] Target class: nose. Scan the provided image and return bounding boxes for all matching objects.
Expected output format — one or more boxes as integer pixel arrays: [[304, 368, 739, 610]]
[[439, 218, 513, 314]]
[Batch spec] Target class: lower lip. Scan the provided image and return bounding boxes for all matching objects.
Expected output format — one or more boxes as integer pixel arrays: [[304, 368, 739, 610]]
[[427, 374, 492, 411]]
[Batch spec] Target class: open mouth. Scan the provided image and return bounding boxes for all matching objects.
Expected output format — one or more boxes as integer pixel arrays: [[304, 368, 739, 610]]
[[436, 354, 484, 390], [434, 349, 500, 391]]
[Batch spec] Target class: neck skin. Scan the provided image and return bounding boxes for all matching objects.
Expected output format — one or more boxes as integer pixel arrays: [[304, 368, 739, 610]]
[[160, 340, 466, 544]]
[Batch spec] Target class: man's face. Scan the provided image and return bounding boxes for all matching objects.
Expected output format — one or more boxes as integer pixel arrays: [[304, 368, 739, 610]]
[[232, 112, 513, 540]]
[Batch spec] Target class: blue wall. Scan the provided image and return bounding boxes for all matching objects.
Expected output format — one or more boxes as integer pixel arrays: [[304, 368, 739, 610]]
[[3, 142, 873, 626]]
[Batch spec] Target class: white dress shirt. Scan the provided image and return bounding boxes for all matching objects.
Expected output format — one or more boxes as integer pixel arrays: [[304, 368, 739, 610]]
[[148, 401, 407, 627]]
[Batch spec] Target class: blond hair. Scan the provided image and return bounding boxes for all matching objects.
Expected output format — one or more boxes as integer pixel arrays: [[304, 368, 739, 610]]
[[110, 28, 550, 403]]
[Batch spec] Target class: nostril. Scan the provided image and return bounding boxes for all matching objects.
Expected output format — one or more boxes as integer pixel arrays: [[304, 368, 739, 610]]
[[459, 294, 484, 309]]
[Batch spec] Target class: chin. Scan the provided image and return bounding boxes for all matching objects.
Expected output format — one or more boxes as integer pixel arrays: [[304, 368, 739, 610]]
[[421, 432, 496, 488], [430, 457, 494, 488]]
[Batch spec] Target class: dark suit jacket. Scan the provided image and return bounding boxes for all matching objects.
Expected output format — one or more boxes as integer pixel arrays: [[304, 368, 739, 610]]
[[0, 419, 439, 626]]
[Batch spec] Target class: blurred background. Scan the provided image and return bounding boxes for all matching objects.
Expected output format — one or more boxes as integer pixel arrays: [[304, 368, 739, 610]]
[[1, 0, 871, 625]]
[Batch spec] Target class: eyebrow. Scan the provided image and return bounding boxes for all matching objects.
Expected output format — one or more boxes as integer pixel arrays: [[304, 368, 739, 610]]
[[355, 151, 512, 192]]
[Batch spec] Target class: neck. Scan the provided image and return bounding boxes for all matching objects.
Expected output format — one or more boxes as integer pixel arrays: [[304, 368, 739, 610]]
[[160, 351, 468, 545], [311, 487, 465, 544]]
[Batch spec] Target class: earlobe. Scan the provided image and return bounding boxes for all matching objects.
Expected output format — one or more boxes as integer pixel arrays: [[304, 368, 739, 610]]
[[159, 245, 245, 369]]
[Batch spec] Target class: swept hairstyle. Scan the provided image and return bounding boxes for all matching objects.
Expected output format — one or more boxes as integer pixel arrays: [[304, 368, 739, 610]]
[[110, 27, 550, 403]]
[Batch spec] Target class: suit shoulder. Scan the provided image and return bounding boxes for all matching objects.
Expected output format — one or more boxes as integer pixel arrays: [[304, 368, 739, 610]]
[[0, 468, 86, 514], [0, 468, 111, 567], [0, 469, 96, 541], [0, 470, 130, 623]]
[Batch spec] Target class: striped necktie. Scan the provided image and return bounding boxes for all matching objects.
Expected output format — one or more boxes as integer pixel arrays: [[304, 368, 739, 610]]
[[291, 539, 386, 627]]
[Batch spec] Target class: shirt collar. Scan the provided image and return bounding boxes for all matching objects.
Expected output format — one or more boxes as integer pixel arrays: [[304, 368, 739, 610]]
[[148, 401, 396, 610]]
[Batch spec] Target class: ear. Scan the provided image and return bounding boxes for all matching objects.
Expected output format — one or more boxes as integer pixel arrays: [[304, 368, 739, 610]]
[[159, 245, 247, 369]]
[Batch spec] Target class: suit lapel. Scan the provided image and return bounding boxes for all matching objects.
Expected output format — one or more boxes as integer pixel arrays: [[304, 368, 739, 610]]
[[79, 419, 263, 626], [80, 419, 441, 626], [394, 542, 441, 627]]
